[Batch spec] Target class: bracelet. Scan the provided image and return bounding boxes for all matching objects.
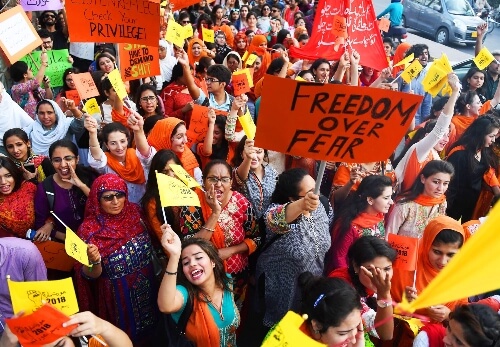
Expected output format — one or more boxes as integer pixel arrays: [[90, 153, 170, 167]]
[[165, 270, 177, 275], [89, 144, 100, 148], [90, 257, 102, 266], [201, 226, 215, 232]]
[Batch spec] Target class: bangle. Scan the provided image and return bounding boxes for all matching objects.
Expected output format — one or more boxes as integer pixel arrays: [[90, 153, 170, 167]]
[[89, 144, 100, 148], [90, 257, 102, 266], [201, 226, 215, 232], [165, 270, 177, 275]]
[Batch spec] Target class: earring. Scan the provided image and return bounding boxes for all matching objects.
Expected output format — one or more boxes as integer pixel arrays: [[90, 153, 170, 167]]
[[212, 262, 215, 268], [314, 329, 319, 335]]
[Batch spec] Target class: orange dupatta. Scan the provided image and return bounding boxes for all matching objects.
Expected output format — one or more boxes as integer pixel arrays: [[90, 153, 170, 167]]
[[104, 148, 146, 184], [351, 212, 385, 229], [413, 194, 446, 207], [185, 295, 220, 347], [188, 38, 208, 67]]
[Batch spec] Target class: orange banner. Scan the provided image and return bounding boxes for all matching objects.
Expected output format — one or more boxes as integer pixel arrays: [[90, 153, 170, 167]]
[[170, 0, 215, 10], [65, 0, 160, 46], [255, 76, 423, 163], [36, 241, 75, 272], [119, 44, 160, 81], [5, 304, 76, 347], [387, 233, 419, 271]]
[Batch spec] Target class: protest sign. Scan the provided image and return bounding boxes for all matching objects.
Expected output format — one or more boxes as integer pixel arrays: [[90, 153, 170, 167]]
[[107, 69, 128, 100], [332, 15, 347, 38], [156, 172, 200, 207], [83, 98, 100, 115], [65, 0, 160, 46], [202, 27, 215, 43], [69, 42, 95, 60], [170, 164, 200, 188], [165, 19, 185, 47], [186, 105, 228, 147], [0, 6, 42, 64], [35, 241, 75, 272], [378, 18, 390, 32], [232, 70, 251, 96], [474, 47, 495, 70], [255, 75, 423, 163], [65, 227, 90, 266], [401, 60, 423, 83], [234, 68, 253, 87], [20, 0, 62, 11], [65, 90, 81, 107], [387, 234, 419, 271], [245, 53, 257, 67], [170, 0, 214, 10], [72, 72, 100, 98], [119, 44, 160, 81], [8, 277, 79, 315], [20, 49, 72, 87], [239, 110, 256, 140], [6, 304, 77, 347]]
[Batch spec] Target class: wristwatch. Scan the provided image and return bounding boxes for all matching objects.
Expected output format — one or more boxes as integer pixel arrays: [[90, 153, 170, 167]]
[[377, 299, 392, 308]]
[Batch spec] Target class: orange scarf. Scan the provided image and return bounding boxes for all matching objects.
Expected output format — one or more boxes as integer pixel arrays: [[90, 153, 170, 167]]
[[391, 42, 412, 75], [185, 295, 220, 347], [187, 38, 208, 67], [446, 145, 465, 160], [451, 115, 475, 139], [111, 106, 131, 128], [351, 212, 384, 229], [104, 148, 146, 184], [246, 35, 271, 83], [147, 117, 200, 177], [413, 194, 446, 207]]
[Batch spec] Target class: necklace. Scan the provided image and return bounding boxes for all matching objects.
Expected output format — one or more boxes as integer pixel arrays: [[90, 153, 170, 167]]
[[203, 292, 224, 321], [475, 151, 481, 161]]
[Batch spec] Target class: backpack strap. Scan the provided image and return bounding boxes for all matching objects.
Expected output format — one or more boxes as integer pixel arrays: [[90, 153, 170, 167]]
[[42, 175, 55, 211]]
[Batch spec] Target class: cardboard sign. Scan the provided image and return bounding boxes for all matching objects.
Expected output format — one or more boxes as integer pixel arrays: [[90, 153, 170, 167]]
[[474, 47, 495, 70], [72, 72, 100, 99], [65, 227, 90, 266], [401, 60, 423, 83], [20, 49, 73, 87], [20, 0, 62, 11], [378, 18, 391, 32], [83, 98, 100, 115], [65, 0, 160, 46], [234, 68, 254, 87], [156, 172, 200, 207], [0, 6, 42, 64], [239, 110, 256, 140], [232, 70, 251, 96], [107, 69, 128, 100], [6, 304, 77, 347], [170, 0, 210, 10], [35, 241, 75, 272], [332, 15, 348, 38], [186, 105, 228, 146], [8, 277, 79, 316], [169, 164, 200, 188], [65, 90, 81, 107], [69, 42, 95, 60], [119, 44, 160, 81], [202, 27, 214, 43], [165, 19, 185, 48], [387, 234, 419, 271], [255, 75, 423, 163]]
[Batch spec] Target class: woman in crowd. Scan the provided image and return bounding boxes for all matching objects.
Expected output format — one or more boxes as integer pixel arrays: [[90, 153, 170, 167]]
[[147, 117, 202, 183], [94, 52, 116, 74], [391, 215, 467, 323], [235, 5, 250, 30], [98, 77, 137, 128], [298, 271, 365, 347], [328, 175, 393, 271], [197, 112, 235, 169], [258, 5, 272, 32], [446, 115, 500, 222], [134, 84, 164, 119], [25, 99, 84, 156], [234, 32, 248, 57], [55, 67, 80, 113], [461, 67, 486, 103], [256, 168, 333, 329], [386, 160, 454, 238], [359, 66, 379, 87], [329, 236, 396, 342], [187, 38, 209, 67], [34, 140, 95, 242], [0, 157, 37, 238], [229, 8, 240, 23], [310, 59, 331, 84], [75, 174, 158, 346], [85, 112, 155, 204], [160, 62, 195, 126], [223, 51, 242, 73], [214, 31, 233, 64], [245, 12, 263, 34], [211, 5, 226, 27], [158, 230, 239, 346], [232, 137, 278, 220]]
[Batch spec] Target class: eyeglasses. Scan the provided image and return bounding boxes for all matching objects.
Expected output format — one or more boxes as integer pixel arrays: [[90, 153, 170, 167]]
[[140, 95, 157, 103], [206, 176, 231, 184], [44, 14, 56, 18], [271, 9, 279, 12], [101, 192, 126, 202], [205, 77, 221, 84], [182, 20, 191, 24], [51, 155, 76, 164], [263, 7, 270, 10]]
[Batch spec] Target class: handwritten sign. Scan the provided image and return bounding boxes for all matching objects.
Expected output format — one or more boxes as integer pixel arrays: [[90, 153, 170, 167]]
[[332, 15, 347, 38], [169, 164, 200, 188], [65, 227, 90, 266], [378, 18, 390, 32], [232, 70, 251, 96], [186, 105, 228, 147], [239, 110, 256, 140], [119, 44, 160, 81], [156, 172, 200, 207], [83, 98, 100, 115], [401, 60, 423, 83], [20, 0, 62, 11], [255, 75, 423, 163], [8, 277, 79, 315], [165, 19, 185, 48], [65, 0, 160, 46], [474, 47, 495, 70], [387, 234, 419, 271], [69, 42, 95, 60], [6, 304, 77, 347], [107, 69, 128, 100], [35, 241, 75, 272], [0, 6, 42, 64], [65, 90, 81, 107], [20, 49, 72, 87], [72, 72, 100, 99], [202, 27, 215, 43]]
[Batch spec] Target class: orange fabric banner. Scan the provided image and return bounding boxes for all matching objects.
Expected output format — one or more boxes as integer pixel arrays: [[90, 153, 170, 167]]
[[387, 233, 419, 271], [254, 76, 423, 163], [119, 44, 160, 81], [170, 0, 215, 10]]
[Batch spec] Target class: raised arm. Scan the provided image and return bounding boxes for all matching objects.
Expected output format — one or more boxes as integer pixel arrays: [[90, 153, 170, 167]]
[[127, 111, 150, 157], [236, 139, 256, 182], [177, 49, 201, 101], [84, 115, 104, 161]]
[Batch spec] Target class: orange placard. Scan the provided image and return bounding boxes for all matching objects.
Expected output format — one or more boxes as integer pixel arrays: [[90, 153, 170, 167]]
[[5, 304, 77, 347], [378, 18, 391, 33], [65, 0, 160, 46], [232, 71, 251, 96], [387, 234, 419, 271], [119, 44, 160, 81], [170, 0, 215, 10], [186, 105, 228, 147], [72, 72, 100, 99], [36, 241, 75, 272], [332, 15, 348, 38], [255, 75, 423, 163], [65, 90, 82, 107], [0, 6, 42, 64]]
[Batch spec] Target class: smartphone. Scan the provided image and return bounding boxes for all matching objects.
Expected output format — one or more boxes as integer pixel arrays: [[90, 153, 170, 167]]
[[23, 163, 36, 173]]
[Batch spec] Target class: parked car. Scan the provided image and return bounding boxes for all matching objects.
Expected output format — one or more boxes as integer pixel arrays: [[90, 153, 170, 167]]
[[402, 0, 485, 46]]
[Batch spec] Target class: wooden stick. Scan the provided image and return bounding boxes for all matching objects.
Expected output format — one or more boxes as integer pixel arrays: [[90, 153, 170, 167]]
[[28, 52, 40, 70]]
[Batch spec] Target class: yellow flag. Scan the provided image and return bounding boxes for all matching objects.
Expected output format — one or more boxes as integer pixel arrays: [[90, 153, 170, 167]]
[[242, 51, 249, 61], [239, 110, 256, 140], [65, 227, 90, 266], [107, 69, 128, 100], [165, 19, 185, 48], [169, 164, 200, 188], [393, 53, 414, 68], [422, 64, 448, 93], [474, 47, 495, 70], [7, 277, 79, 316], [401, 60, 423, 84], [202, 27, 215, 43], [182, 24, 193, 39], [295, 76, 306, 81], [261, 311, 326, 347], [245, 53, 257, 66], [156, 171, 200, 207], [433, 53, 452, 73], [82, 98, 99, 115], [233, 68, 254, 87], [397, 202, 500, 313], [427, 75, 448, 97]]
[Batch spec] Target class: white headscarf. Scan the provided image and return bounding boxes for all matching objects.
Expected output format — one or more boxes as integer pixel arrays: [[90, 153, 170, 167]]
[[0, 84, 34, 147], [222, 51, 243, 71], [24, 99, 74, 156]]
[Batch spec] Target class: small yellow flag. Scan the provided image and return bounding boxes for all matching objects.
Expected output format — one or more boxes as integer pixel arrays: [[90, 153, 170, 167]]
[[241, 51, 249, 61], [427, 75, 448, 97], [7, 277, 79, 316], [165, 19, 185, 48], [65, 227, 90, 266], [202, 27, 215, 43], [401, 60, 423, 84], [107, 69, 128, 100], [393, 53, 414, 68], [239, 110, 256, 140], [169, 164, 200, 188], [156, 171, 201, 207], [182, 24, 193, 39], [245, 53, 257, 66], [82, 98, 99, 115], [474, 47, 495, 70], [422, 64, 448, 93], [433, 53, 452, 73]]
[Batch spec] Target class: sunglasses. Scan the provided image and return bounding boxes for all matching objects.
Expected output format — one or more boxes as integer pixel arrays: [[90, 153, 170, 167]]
[[271, 9, 279, 12], [101, 192, 126, 201], [44, 14, 56, 18], [182, 20, 191, 24]]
